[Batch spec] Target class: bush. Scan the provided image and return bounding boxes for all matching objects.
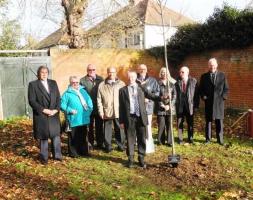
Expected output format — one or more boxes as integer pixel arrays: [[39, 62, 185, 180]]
[[148, 5, 253, 67]]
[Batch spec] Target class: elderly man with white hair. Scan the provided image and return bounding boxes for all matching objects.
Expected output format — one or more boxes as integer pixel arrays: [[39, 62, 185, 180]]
[[199, 58, 229, 145], [136, 64, 160, 153], [119, 71, 161, 168], [175, 66, 199, 144]]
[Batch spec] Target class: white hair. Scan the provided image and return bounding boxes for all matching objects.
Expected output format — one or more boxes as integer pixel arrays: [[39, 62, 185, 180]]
[[180, 66, 190, 74], [69, 76, 78, 83], [138, 64, 147, 70], [159, 67, 171, 78], [128, 71, 137, 78], [208, 58, 218, 65]]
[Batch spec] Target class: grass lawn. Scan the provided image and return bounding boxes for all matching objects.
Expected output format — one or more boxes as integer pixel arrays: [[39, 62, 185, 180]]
[[0, 115, 252, 200]]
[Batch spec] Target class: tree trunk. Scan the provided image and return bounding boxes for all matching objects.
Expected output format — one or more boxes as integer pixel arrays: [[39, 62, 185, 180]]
[[61, 0, 88, 48]]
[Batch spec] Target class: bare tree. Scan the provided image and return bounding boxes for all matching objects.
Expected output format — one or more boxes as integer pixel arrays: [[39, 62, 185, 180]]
[[61, 0, 88, 48]]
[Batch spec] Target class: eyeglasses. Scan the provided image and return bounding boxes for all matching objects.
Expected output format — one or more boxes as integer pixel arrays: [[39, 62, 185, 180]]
[[71, 82, 79, 84], [88, 69, 96, 71]]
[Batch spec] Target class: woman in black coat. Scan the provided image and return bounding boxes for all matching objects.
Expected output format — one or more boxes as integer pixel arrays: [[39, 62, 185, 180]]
[[155, 67, 176, 146], [28, 66, 62, 164]]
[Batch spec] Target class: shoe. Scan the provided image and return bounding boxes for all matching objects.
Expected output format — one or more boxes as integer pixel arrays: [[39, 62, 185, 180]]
[[81, 153, 91, 158], [117, 146, 125, 152], [69, 154, 79, 158], [105, 148, 112, 153], [205, 141, 210, 145], [218, 142, 224, 146], [127, 156, 134, 168], [54, 157, 63, 162], [188, 139, 194, 144], [167, 144, 172, 147], [96, 144, 104, 150], [127, 160, 134, 168], [138, 156, 147, 168], [39, 158, 48, 165], [178, 141, 184, 145]]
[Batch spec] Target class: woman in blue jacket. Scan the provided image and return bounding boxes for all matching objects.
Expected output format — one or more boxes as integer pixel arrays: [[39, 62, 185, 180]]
[[61, 76, 93, 157]]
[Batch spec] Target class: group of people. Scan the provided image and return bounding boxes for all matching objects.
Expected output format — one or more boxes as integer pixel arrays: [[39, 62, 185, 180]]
[[28, 57, 229, 167]]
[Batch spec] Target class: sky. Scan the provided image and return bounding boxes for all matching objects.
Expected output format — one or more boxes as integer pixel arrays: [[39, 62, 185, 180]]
[[8, 0, 253, 44]]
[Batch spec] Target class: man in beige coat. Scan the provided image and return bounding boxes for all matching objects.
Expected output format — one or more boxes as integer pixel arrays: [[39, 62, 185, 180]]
[[97, 67, 125, 152]]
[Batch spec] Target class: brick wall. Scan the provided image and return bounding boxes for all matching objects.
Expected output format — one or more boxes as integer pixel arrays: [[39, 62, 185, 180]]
[[174, 45, 253, 109], [51, 46, 253, 109], [50, 48, 164, 93]]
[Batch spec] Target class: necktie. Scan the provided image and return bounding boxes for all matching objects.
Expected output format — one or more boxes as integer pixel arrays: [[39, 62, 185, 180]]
[[132, 86, 140, 116], [211, 73, 215, 84], [182, 81, 186, 93]]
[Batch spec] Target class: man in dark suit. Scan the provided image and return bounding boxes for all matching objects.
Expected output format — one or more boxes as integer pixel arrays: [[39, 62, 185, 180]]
[[119, 71, 161, 168], [80, 64, 104, 149], [28, 66, 62, 164], [199, 58, 229, 145], [175, 66, 199, 144]]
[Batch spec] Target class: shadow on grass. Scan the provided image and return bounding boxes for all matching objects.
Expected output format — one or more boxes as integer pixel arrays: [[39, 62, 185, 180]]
[[0, 165, 72, 199], [89, 151, 127, 167]]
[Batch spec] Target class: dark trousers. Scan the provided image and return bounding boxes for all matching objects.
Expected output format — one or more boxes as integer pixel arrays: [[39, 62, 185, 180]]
[[177, 107, 194, 143], [205, 119, 224, 144], [88, 114, 104, 148], [40, 136, 62, 161], [104, 118, 125, 150], [157, 115, 172, 145], [68, 125, 89, 157], [125, 115, 146, 159]]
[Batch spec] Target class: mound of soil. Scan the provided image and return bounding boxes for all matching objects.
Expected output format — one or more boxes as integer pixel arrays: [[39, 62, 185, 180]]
[[143, 156, 234, 194]]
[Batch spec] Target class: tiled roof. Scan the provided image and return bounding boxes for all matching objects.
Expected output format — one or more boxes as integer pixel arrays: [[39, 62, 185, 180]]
[[35, 0, 194, 49]]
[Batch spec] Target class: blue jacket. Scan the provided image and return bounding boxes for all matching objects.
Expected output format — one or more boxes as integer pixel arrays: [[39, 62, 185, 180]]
[[61, 86, 93, 127]]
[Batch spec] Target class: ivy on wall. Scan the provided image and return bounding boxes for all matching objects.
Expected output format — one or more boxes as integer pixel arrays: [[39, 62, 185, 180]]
[[148, 5, 253, 67]]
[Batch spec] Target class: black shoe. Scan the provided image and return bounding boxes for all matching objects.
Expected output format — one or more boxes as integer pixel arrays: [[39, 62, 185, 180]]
[[127, 160, 134, 168], [218, 142, 224, 146], [39, 158, 48, 165], [96, 144, 104, 150], [138, 156, 146, 168], [127, 156, 134, 168], [167, 143, 172, 147], [105, 148, 112, 153], [117, 146, 125, 152], [81, 153, 91, 158], [54, 157, 63, 162], [188, 139, 194, 144], [69, 154, 79, 158]]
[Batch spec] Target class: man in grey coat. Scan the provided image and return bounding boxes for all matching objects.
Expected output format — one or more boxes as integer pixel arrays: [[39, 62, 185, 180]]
[[199, 58, 229, 145], [28, 66, 62, 164]]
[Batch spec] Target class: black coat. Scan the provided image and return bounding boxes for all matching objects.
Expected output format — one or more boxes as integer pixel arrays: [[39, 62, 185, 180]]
[[155, 80, 177, 116], [119, 84, 161, 128], [199, 71, 229, 120], [119, 86, 148, 128], [175, 77, 199, 116], [28, 79, 61, 140], [136, 75, 160, 115], [80, 75, 103, 115]]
